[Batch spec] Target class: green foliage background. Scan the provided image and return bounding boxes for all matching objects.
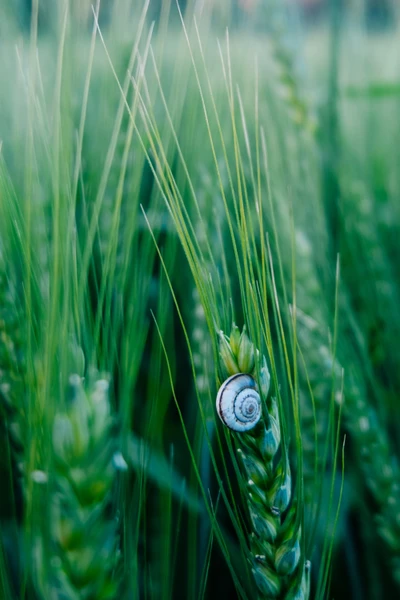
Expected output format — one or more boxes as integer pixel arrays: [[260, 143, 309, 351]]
[[0, 1, 399, 599]]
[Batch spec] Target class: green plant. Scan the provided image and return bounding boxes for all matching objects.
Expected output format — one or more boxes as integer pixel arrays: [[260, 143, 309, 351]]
[[217, 324, 310, 599], [34, 372, 121, 600]]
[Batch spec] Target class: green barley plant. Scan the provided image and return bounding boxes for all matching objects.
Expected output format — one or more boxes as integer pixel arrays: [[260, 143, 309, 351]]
[[0, 1, 400, 599], [0, 3, 178, 598], [216, 324, 310, 599], [124, 8, 345, 599], [34, 371, 122, 599]]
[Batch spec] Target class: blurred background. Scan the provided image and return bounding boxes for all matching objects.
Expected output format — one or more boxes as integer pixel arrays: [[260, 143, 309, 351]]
[[0, 0, 398, 31], [1, 1, 400, 599]]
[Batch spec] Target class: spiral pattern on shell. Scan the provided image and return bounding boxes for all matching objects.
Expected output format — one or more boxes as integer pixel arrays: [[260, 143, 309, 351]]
[[216, 373, 262, 432]]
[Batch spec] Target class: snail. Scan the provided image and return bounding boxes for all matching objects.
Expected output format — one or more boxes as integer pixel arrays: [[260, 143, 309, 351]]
[[216, 373, 262, 432]]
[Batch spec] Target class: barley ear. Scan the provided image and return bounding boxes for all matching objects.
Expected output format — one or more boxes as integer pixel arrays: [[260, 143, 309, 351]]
[[36, 372, 122, 599], [217, 325, 310, 599]]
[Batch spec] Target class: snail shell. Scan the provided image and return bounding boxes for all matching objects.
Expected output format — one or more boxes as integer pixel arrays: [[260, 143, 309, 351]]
[[216, 373, 262, 432]]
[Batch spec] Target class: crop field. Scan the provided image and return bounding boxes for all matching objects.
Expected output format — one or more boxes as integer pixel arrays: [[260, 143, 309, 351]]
[[0, 1, 399, 599]]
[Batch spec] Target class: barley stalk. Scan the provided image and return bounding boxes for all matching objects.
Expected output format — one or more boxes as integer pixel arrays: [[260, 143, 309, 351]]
[[217, 324, 310, 600]]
